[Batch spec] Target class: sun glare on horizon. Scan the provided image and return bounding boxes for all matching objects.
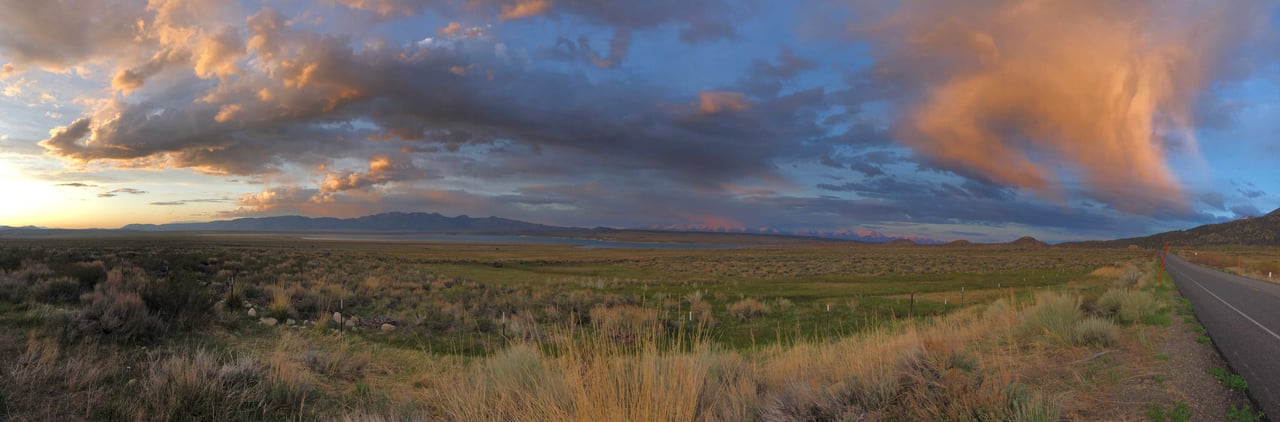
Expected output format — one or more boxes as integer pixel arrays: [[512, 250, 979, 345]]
[[0, 160, 69, 227]]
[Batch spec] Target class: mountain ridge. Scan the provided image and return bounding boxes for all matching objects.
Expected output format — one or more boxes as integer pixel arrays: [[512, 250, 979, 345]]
[[1061, 207, 1280, 248], [121, 212, 565, 233]]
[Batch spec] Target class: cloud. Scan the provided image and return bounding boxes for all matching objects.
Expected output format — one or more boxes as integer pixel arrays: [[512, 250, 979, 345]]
[[1238, 185, 1266, 199], [34, 7, 826, 188], [56, 182, 98, 188], [843, 0, 1276, 215], [97, 187, 148, 198], [149, 198, 230, 206], [1199, 192, 1226, 211], [498, 0, 550, 21], [697, 91, 750, 114], [0, 1, 146, 71], [739, 48, 818, 97], [318, 155, 432, 194], [1231, 204, 1262, 218]]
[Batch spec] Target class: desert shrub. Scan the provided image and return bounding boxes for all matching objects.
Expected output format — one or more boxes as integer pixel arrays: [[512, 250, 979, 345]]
[[70, 285, 165, 344], [1117, 291, 1160, 324], [302, 347, 370, 382], [32, 277, 82, 305], [1095, 289, 1124, 315], [0, 247, 26, 271], [1118, 266, 1142, 287], [1072, 317, 1120, 347], [590, 305, 660, 339], [728, 299, 770, 321], [140, 274, 216, 331], [289, 287, 323, 319], [697, 353, 756, 421], [691, 300, 715, 325], [773, 298, 794, 312], [1095, 289, 1160, 324], [0, 274, 28, 303], [888, 349, 1060, 421], [47, 260, 107, 290], [1020, 293, 1080, 345]]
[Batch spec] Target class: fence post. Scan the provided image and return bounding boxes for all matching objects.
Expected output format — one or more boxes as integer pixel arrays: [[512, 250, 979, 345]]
[[909, 292, 915, 318]]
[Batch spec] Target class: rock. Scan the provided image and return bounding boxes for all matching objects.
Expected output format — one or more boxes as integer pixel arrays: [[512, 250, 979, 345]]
[[260, 317, 278, 326], [242, 301, 252, 308], [345, 318, 357, 328], [247, 308, 257, 317], [286, 319, 297, 326], [332, 312, 343, 324], [380, 323, 396, 332]]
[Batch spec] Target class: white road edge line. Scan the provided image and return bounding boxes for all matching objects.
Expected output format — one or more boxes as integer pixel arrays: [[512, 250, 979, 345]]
[[1171, 265, 1280, 343]]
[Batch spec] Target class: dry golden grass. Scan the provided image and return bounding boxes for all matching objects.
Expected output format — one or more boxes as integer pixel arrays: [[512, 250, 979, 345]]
[[427, 294, 1083, 421]]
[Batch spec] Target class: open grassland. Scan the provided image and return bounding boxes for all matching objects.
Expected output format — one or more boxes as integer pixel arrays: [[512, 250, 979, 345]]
[[0, 236, 1213, 420]]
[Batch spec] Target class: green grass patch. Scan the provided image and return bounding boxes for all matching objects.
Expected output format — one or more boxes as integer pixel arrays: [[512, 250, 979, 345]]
[[1228, 404, 1263, 422], [1146, 401, 1191, 422], [1209, 368, 1248, 391]]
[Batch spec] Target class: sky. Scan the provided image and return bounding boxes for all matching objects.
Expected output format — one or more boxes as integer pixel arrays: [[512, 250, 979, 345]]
[[0, 0, 1277, 243]]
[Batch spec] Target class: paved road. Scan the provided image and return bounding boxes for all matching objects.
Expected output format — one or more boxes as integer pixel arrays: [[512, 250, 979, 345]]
[[1167, 253, 1280, 417]]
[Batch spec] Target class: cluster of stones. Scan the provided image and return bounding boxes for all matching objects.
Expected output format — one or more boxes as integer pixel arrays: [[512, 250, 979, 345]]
[[242, 307, 397, 332]]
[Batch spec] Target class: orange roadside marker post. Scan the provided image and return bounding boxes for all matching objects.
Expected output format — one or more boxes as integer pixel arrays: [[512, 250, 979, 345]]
[[1157, 243, 1169, 287]]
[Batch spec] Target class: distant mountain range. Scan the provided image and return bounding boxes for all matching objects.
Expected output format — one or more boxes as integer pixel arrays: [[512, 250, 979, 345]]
[[1063, 208, 1280, 248], [5, 208, 1279, 246], [121, 212, 565, 233]]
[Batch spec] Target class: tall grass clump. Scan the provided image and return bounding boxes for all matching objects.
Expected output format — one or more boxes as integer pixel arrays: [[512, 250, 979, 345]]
[[1019, 293, 1080, 345], [136, 349, 310, 421], [1095, 289, 1160, 324], [1072, 317, 1120, 347], [438, 331, 710, 422]]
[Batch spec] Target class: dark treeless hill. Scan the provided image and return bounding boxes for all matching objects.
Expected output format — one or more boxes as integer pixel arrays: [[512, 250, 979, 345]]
[[1007, 236, 1050, 248], [1062, 208, 1280, 248]]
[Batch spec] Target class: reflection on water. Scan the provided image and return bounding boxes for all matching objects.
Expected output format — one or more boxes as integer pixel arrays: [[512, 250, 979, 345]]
[[296, 234, 743, 249]]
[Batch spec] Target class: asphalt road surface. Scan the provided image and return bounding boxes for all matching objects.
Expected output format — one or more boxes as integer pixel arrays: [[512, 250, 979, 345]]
[[1167, 253, 1280, 418]]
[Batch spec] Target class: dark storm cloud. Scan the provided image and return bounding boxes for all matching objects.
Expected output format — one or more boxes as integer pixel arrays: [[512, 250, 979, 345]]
[[335, 0, 739, 66], [38, 10, 825, 185]]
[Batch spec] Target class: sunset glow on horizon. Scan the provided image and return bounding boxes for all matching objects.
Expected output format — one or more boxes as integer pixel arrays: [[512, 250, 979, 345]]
[[1, 0, 1278, 242]]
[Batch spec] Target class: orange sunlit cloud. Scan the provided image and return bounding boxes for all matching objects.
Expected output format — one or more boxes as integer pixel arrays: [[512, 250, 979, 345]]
[[857, 1, 1267, 214]]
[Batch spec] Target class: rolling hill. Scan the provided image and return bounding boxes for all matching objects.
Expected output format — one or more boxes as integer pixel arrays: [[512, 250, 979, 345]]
[[1063, 208, 1280, 248]]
